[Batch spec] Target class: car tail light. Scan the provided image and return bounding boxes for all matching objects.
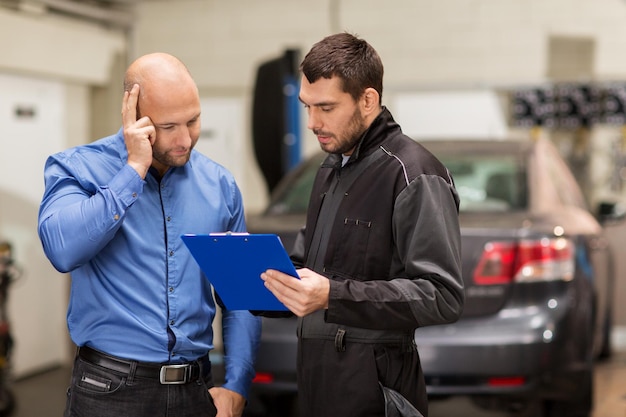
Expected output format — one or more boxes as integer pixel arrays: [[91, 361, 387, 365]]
[[473, 237, 574, 285], [487, 376, 526, 387], [252, 372, 275, 384]]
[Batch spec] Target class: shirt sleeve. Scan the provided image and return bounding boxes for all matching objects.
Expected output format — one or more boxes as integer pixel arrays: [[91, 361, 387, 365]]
[[38, 154, 143, 273], [220, 309, 262, 398], [218, 178, 262, 398]]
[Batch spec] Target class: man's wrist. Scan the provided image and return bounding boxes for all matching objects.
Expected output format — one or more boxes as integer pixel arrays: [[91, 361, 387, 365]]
[[127, 161, 149, 179]]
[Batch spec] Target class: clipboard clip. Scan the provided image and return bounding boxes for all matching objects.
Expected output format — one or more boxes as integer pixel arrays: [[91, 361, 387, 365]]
[[209, 231, 250, 236]]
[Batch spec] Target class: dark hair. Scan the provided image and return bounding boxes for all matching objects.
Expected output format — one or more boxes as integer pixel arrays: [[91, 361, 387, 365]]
[[300, 32, 384, 103]]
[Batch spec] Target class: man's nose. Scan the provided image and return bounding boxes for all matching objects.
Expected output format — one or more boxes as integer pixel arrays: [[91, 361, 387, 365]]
[[307, 108, 321, 131], [177, 126, 193, 147]]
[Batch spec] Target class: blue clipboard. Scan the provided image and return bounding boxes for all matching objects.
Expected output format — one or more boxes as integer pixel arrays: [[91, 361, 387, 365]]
[[181, 233, 298, 311]]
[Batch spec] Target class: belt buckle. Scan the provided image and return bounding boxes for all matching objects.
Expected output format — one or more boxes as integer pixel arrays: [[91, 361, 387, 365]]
[[159, 364, 190, 385]]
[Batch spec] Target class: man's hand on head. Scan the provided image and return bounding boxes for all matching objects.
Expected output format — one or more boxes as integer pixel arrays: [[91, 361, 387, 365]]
[[122, 83, 155, 179]]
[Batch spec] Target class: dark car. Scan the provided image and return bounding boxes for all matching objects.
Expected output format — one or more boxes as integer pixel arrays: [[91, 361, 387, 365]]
[[245, 136, 625, 417]]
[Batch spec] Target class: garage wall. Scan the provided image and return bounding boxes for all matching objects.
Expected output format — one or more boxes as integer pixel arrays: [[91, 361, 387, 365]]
[[0, 7, 126, 376], [131, 0, 626, 89], [0, 8, 125, 84], [0, 74, 80, 376]]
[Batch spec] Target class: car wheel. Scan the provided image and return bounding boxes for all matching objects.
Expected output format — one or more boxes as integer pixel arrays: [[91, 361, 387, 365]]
[[259, 393, 298, 417], [508, 399, 546, 417], [545, 369, 593, 417], [597, 305, 613, 360]]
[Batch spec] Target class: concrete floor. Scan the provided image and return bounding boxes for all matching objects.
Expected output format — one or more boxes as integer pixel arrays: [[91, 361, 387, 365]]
[[428, 349, 626, 417], [9, 347, 626, 417], [12, 364, 69, 416], [592, 350, 626, 417]]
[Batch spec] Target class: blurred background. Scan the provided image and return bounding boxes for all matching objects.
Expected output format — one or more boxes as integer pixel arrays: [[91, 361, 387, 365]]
[[2, 0, 626, 415]]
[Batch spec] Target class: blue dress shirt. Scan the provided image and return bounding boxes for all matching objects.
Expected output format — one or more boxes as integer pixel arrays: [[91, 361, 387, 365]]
[[38, 129, 261, 398]]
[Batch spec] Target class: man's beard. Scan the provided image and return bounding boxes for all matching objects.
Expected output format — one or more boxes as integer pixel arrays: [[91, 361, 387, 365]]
[[152, 148, 192, 169], [318, 108, 367, 155]]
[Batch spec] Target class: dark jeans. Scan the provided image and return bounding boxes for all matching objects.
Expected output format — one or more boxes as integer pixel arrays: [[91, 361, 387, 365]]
[[64, 353, 217, 417]]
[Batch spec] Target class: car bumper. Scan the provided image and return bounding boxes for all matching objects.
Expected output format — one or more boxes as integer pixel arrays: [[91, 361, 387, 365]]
[[415, 302, 580, 396], [250, 298, 589, 401]]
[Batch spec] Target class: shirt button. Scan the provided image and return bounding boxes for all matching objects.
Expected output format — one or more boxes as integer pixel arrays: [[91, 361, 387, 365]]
[[169, 287, 174, 292], [169, 250, 174, 256], [113, 214, 120, 221], [132, 192, 137, 198], [167, 216, 171, 222], [170, 320, 175, 326]]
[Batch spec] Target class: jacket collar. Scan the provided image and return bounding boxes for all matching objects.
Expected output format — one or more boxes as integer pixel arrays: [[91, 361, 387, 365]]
[[323, 106, 400, 168]]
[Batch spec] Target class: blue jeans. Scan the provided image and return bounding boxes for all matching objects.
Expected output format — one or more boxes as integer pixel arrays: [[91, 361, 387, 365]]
[[64, 353, 217, 417]]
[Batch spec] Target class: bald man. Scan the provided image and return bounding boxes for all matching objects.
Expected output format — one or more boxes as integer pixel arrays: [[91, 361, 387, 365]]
[[38, 53, 261, 417]]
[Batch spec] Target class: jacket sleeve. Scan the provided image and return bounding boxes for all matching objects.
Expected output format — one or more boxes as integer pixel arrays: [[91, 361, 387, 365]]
[[325, 174, 464, 330]]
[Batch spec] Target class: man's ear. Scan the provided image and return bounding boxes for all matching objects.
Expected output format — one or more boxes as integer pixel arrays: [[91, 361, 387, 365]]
[[361, 87, 380, 116]]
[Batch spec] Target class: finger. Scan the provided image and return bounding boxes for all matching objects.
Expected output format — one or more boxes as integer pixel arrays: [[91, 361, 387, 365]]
[[140, 124, 156, 145], [264, 281, 292, 307], [264, 270, 297, 288], [122, 84, 139, 128], [262, 272, 286, 294], [266, 277, 301, 302]]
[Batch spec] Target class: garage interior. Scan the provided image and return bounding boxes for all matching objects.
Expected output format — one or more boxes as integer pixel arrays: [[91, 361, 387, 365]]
[[1, 0, 626, 416]]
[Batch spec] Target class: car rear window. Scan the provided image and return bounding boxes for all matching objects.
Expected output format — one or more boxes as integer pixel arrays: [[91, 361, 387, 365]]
[[268, 151, 528, 215], [267, 162, 319, 215], [441, 156, 528, 212]]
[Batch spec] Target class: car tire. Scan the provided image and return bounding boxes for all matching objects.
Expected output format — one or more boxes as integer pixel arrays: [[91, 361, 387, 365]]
[[258, 393, 299, 417], [545, 369, 593, 417], [597, 305, 613, 360]]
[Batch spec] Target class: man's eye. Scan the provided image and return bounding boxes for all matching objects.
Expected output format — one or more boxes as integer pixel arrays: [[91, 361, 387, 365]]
[[321, 107, 333, 112]]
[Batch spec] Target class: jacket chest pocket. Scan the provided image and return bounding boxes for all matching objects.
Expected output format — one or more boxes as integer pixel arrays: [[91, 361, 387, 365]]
[[329, 218, 373, 278]]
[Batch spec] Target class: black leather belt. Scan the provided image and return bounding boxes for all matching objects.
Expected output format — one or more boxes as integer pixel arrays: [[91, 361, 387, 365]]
[[78, 346, 211, 385]]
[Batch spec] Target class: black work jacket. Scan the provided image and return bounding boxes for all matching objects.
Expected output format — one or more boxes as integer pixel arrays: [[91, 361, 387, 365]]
[[292, 107, 464, 338]]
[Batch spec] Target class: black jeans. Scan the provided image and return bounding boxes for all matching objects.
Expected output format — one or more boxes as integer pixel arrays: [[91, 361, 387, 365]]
[[64, 353, 217, 417]]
